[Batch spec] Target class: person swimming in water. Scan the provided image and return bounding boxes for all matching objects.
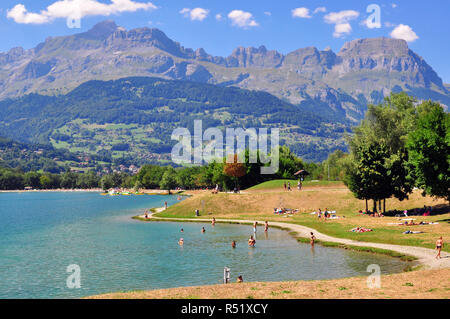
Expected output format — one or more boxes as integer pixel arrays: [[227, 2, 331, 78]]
[[248, 235, 256, 247], [231, 240, 236, 248], [180, 228, 184, 233], [179, 238, 184, 246], [201, 227, 206, 233]]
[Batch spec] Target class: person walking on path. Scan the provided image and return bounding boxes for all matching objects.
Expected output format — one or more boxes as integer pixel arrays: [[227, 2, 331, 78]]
[[436, 237, 444, 259]]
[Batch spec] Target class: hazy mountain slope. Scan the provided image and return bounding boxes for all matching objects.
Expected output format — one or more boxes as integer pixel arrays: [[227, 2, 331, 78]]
[[0, 21, 448, 122]]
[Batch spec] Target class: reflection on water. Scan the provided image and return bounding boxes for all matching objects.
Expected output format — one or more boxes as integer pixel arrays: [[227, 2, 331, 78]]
[[0, 192, 410, 299]]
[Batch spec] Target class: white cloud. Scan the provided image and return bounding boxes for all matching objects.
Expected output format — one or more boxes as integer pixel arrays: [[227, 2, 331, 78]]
[[180, 7, 209, 21], [390, 24, 419, 42], [227, 10, 258, 28], [313, 7, 327, 14], [324, 10, 359, 38], [7, 0, 156, 24], [292, 7, 311, 19], [324, 10, 359, 24], [334, 23, 352, 37], [392, 3, 398, 8], [179, 8, 190, 15], [264, 11, 272, 16], [215, 13, 223, 21]]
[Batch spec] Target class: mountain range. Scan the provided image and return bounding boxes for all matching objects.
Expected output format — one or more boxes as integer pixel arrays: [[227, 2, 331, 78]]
[[1, 20, 449, 123]]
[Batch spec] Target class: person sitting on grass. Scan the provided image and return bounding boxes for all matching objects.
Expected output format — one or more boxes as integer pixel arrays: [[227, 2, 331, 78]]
[[237, 275, 243, 283]]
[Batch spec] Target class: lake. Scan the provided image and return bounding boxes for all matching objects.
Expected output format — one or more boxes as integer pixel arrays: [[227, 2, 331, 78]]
[[0, 192, 408, 298]]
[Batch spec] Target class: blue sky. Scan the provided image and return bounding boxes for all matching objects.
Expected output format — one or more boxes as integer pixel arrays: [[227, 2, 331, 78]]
[[1, 0, 449, 82]]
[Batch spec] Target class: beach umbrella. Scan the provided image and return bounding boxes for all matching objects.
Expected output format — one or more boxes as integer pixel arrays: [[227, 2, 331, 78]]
[[294, 169, 309, 176]]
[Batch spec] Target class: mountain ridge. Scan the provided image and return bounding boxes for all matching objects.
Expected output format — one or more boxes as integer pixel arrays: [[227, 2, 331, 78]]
[[0, 20, 448, 121]]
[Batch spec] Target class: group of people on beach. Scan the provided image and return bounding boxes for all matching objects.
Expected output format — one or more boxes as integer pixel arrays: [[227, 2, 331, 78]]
[[316, 208, 337, 220]]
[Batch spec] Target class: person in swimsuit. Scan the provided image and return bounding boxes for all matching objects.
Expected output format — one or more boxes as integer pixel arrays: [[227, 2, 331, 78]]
[[310, 232, 316, 246], [180, 228, 184, 233], [179, 238, 184, 246], [248, 235, 255, 247], [436, 237, 443, 259], [201, 227, 206, 233], [253, 221, 257, 233], [264, 221, 269, 232], [212, 217, 216, 226], [231, 240, 236, 248]]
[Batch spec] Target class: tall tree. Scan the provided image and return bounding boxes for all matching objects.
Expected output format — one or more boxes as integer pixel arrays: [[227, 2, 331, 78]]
[[223, 154, 247, 190], [407, 102, 450, 202], [159, 166, 178, 194]]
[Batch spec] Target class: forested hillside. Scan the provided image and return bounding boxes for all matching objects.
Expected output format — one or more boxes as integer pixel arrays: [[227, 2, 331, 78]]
[[0, 77, 349, 162]]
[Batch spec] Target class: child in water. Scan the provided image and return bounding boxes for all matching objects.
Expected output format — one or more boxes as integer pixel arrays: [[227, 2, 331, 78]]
[[248, 235, 256, 247]]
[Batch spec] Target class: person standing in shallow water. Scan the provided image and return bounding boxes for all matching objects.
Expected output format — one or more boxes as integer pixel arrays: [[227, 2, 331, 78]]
[[264, 221, 269, 232], [212, 217, 216, 226], [436, 237, 443, 259], [310, 232, 316, 246], [231, 240, 236, 248]]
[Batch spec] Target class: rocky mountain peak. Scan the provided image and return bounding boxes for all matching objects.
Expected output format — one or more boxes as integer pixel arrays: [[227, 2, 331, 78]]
[[338, 37, 409, 57], [84, 20, 118, 39]]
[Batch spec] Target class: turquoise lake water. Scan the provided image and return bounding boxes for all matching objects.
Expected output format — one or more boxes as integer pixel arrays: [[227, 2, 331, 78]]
[[0, 192, 409, 298]]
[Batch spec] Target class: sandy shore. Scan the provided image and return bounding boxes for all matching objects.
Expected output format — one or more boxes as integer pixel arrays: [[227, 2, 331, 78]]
[[89, 268, 450, 299]]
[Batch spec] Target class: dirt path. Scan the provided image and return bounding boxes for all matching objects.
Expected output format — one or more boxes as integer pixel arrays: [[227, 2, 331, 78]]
[[142, 210, 450, 270]]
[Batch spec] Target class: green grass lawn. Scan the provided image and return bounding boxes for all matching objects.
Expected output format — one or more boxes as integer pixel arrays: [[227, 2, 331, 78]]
[[247, 179, 343, 190]]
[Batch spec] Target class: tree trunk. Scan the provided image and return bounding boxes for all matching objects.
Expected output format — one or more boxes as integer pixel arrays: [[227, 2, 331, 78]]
[[378, 200, 381, 212], [365, 199, 368, 212], [373, 200, 377, 213], [383, 199, 386, 214]]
